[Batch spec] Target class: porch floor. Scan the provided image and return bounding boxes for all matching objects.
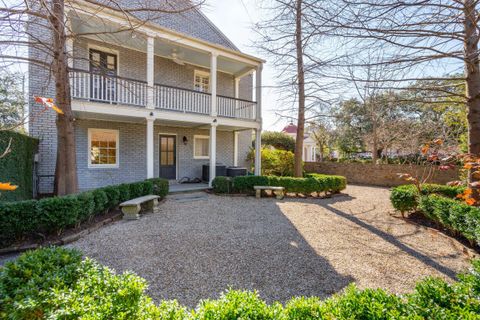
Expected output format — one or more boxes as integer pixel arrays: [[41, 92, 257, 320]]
[[168, 182, 210, 194]]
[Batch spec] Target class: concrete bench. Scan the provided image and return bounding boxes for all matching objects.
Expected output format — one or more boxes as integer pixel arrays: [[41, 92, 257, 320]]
[[254, 186, 285, 200], [120, 195, 160, 220]]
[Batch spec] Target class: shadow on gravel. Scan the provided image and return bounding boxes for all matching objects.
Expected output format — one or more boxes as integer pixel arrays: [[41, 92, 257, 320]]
[[319, 203, 458, 280], [75, 195, 356, 307]]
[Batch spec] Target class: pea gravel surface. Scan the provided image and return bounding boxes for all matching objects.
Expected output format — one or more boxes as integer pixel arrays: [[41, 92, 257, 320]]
[[69, 185, 472, 307]]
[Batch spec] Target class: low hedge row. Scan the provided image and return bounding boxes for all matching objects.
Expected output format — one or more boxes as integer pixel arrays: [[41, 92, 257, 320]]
[[0, 178, 168, 247], [1, 247, 480, 319], [419, 194, 480, 246], [390, 184, 466, 213], [213, 174, 347, 195]]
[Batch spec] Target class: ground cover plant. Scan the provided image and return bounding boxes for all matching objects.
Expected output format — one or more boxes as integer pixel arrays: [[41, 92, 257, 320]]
[[1, 247, 479, 319]]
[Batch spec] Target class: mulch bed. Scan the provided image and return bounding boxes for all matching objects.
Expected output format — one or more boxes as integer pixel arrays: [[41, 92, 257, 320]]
[[0, 209, 123, 255]]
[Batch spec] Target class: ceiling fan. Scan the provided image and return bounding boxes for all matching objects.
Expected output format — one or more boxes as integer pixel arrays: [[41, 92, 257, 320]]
[[170, 49, 185, 65]]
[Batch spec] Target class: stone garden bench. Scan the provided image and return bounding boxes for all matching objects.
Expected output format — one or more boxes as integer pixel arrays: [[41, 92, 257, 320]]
[[120, 195, 160, 220], [254, 186, 285, 200]]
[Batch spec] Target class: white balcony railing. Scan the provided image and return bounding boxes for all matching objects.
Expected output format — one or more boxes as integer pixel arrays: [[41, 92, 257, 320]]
[[70, 69, 257, 120], [217, 95, 256, 120], [154, 84, 211, 115], [70, 69, 147, 107]]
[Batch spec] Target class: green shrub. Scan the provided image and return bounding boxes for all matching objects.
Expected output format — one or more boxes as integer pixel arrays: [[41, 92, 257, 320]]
[[0, 247, 159, 319], [233, 176, 270, 194], [390, 184, 466, 213], [0, 179, 167, 248], [212, 176, 233, 194], [37, 195, 82, 233], [100, 185, 121, 209], [118, 183, 131, 202], [248, 148, 295, 176], [91, 188, 108, 214], [129, 181, 146, 199], [260, 131, 296, 152], [2, 248, 480, 319], [230, 175, 347, 195], [76, 191, 96, 222], [147, 178, 169, 197], [0, 200, 37, 246], [418, 194, 480, 245], [0, 131, 38, 201]]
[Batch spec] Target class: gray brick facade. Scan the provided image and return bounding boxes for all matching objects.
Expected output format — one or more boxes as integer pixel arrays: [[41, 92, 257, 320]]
[[28, 3, 259, 194], [75, 119, 252, 190]]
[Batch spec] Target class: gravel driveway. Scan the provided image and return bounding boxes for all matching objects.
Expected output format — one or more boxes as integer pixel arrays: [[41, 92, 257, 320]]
[[69, 185, 472, 307]]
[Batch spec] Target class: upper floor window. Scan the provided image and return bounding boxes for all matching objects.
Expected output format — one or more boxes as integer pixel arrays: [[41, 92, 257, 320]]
[[88, 128, 119, 168], [194, 70, 210, 93]]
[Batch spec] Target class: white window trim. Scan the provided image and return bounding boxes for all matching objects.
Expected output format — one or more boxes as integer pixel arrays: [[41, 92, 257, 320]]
[[87, 44, 121, 76], [88, 128, 120, 169], [193, 134, 210, 159], [194, 70, 210, 92]]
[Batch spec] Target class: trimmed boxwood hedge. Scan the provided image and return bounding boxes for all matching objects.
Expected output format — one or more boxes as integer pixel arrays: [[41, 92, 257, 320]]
[[0, 179, 168, 247], [390, 184, 466, 214], [1, 247, 480, 319], [213, 174, 347, 195], [418, 194, 480, 246]]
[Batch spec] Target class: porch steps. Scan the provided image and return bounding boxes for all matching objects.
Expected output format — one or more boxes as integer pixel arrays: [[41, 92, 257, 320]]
[[168, 183, 211, 194]]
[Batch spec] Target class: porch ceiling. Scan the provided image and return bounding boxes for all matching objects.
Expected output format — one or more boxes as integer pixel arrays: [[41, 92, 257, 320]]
[[73, 111, 252, 132], [70, 14, 256, 76]]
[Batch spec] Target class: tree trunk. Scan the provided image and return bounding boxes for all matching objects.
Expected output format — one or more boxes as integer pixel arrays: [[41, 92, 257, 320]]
[[294, 0, 305, 177], [464, 0, 480, 201], [51, 0, 78, 195]]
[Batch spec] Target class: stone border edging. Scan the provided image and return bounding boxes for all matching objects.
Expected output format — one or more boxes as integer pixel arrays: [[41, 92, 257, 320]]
[[0, 213, 123, 255]]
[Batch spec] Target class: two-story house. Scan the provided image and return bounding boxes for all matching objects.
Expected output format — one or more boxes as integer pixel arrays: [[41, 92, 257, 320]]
[[29, 1, 263, 194]]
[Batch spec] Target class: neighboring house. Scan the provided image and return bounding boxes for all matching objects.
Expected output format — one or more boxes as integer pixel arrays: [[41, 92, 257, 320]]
[[28, 1, 263, 193], [282, 123, 317, 162]]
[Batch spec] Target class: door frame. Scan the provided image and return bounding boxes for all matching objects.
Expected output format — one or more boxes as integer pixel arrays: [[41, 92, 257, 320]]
[[158, 133, 178, 181], [87, 44, 121, 75]]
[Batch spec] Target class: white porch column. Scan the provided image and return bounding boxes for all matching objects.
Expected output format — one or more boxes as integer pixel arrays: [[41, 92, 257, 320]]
[[209, 122, 217, 187], [146, 35, 155, 109], [254, 128, 262, 175], [146, 118, 154, 178], [255, 64, 263, 122], [210, 52, 218, 116], [233, 131, 239, 167]]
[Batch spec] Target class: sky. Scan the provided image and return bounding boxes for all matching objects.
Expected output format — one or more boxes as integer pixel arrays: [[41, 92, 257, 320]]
[[202, 0, 285, 131]]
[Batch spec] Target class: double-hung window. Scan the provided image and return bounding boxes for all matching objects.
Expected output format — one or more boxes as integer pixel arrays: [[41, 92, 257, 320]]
[[88, 128, 119, 168], [193, 135, 209, 159], [194, 70, 210, 93]]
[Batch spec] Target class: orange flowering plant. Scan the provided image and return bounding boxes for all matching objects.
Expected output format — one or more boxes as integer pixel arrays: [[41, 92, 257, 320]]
[[398, 138, 479, 206]]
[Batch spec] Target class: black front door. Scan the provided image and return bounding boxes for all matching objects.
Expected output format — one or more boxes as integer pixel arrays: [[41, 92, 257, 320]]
[[159, 135, 176, 180], [89, 49, 117, 102]]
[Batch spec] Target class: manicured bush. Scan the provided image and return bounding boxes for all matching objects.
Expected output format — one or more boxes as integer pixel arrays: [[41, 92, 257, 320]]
[[100, 185, 121, 209], [91, 188, 108, 214], [230, 175, 347, 195], [1, 248, 480, 319], [212, 176, 233, 194], [118, 183, 131, 202], [36, 195, 82, 233], [233, 175, 270, 194], [147, 178, 169, 197], [0, 179, 165, 248], [0, 200, 37, 246], [260, 131, 296, 152], [76, 191, 96, 222], [418, 194, 480, 245], [390, 184, 466, 213]]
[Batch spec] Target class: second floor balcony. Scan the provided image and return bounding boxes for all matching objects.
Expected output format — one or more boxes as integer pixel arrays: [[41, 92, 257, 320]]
[[70, 69, 257, 120]]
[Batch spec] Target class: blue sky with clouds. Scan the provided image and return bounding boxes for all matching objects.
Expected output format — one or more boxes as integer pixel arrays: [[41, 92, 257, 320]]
[[203, 0, 284, 131]]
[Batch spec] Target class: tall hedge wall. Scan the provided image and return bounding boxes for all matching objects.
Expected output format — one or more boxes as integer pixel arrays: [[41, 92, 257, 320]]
[[0, 131, 38, 201]]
